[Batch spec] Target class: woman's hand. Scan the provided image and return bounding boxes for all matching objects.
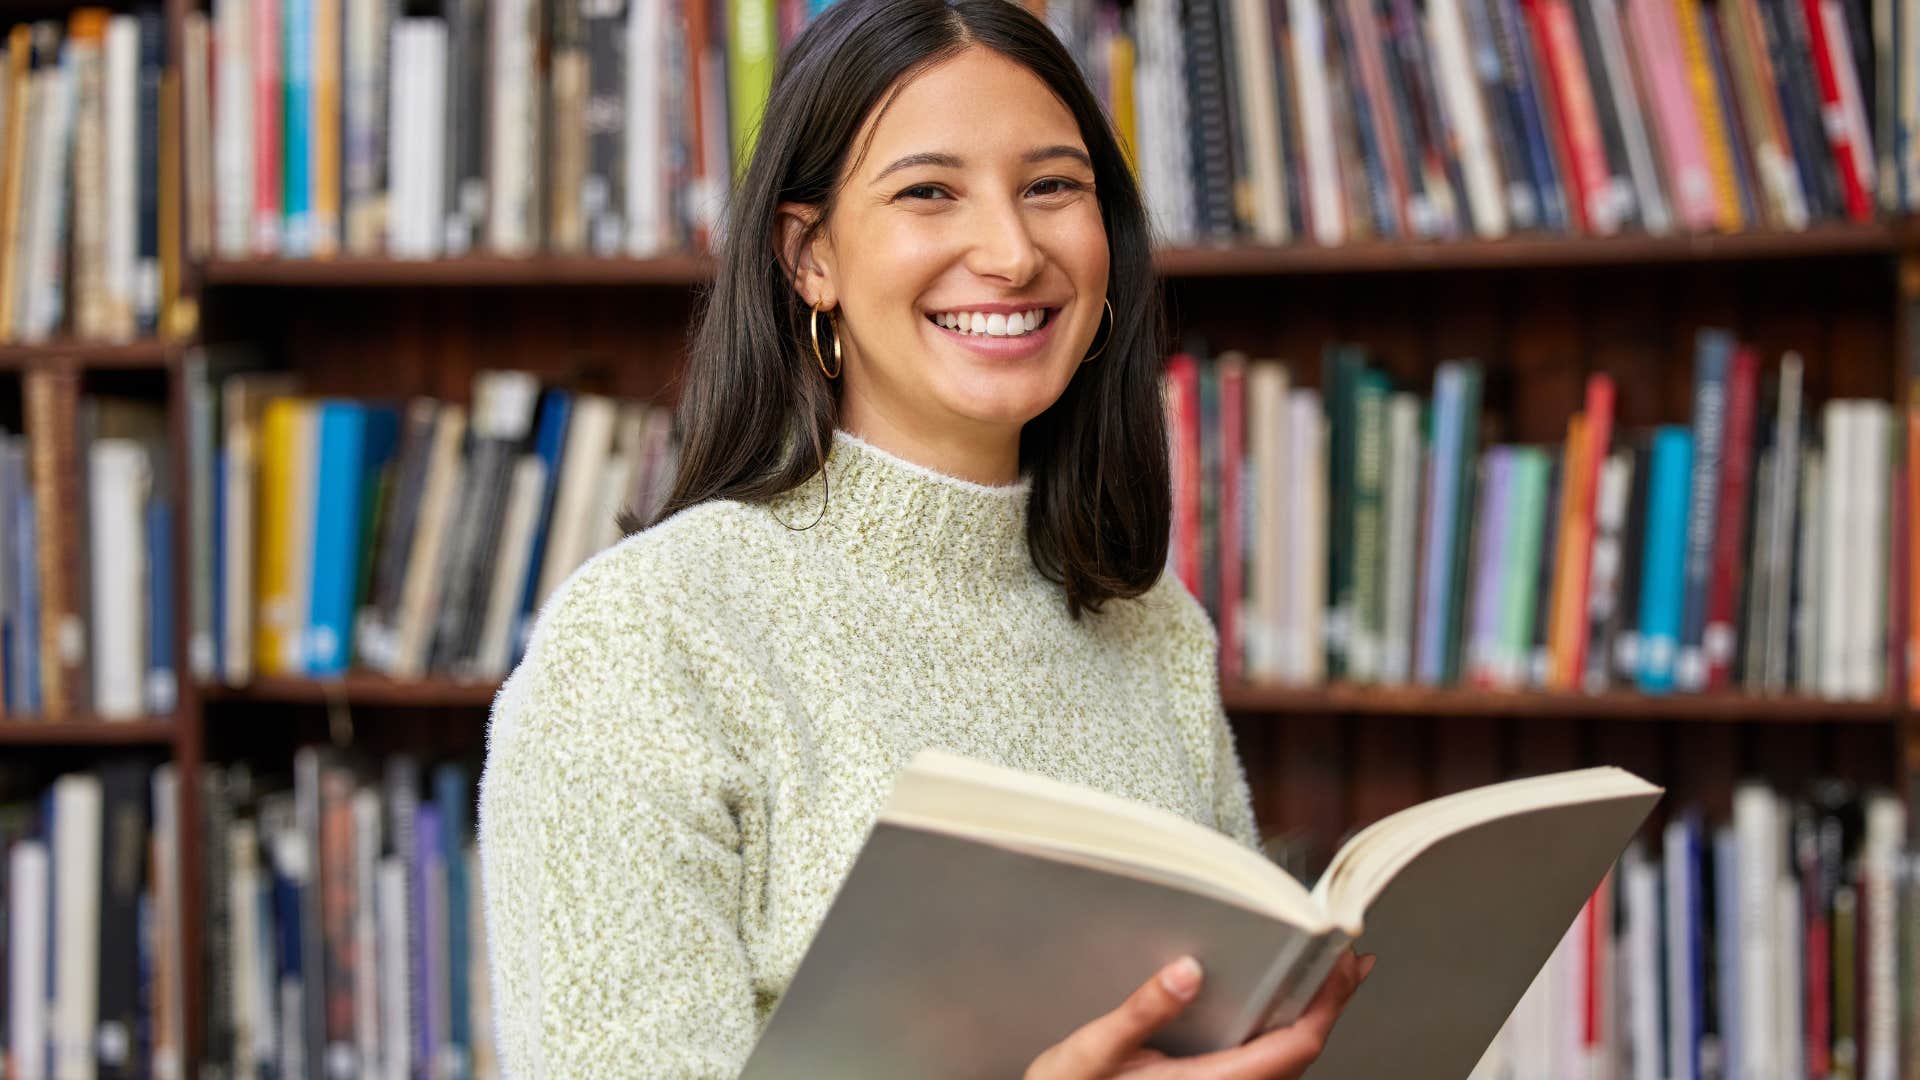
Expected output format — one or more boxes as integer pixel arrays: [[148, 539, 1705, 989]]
[[1023, 950, 1375, 1080]]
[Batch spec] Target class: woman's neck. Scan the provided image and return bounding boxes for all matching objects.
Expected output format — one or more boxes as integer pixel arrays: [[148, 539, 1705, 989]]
[[837, 399, 1020, 487]]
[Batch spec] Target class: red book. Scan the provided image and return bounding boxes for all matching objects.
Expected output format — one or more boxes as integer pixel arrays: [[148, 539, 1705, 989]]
[[1166, 353, 1203, 599], [1798, 0, 1874, 220], [1219, 359, 1247, 684], [252, 0, 281, 253], [1526, 0, 1614, 234], [1808, 875, 1832, 1075], [1703, 348, 1759, 690], [1562, 374, 1615, 689]]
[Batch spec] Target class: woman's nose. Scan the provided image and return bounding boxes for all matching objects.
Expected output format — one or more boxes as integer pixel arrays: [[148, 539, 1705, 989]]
[[963, 199, 1044, 285]]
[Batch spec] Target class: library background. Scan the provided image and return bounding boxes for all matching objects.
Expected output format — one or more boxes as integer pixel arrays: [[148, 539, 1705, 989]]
[[1, 0, 1918, 1073]]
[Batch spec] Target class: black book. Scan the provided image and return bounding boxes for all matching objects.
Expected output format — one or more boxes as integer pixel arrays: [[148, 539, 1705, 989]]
[[443, 0, 488, 254], [583, 0, 628, 255], [96, 758, 151, 1080], [1266, 0, 1307, 239], [135, 8, 162, 334], [1462, 0, 1540, 230], [1182, 0, 1242, 240], [1759, 0, 1843, 220], [1569, 0, 1638, 230], [1613, 431, 1654, 686]]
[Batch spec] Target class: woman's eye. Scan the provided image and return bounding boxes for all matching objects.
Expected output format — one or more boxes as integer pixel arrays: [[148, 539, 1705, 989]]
[[898, 184, 948, 201], [1029, 178, 1086, 197]]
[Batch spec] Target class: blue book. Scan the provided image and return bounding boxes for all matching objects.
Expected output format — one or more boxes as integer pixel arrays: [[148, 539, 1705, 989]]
[[1494, 0, 1568, 233], [282, 0, 314, 255], [1663, 812, 1704, 1080], [15, 491, 38, 714], [435, 764, 473, 1080], [307, 403, 368, 676], [513, 391, 574, 656], [1415, 365, 1463, 684], [1677, 329, 1733, 690], [1637, 427, 1693, 693], [413, 805, 445, 1079], [146, 497, 175, 713]]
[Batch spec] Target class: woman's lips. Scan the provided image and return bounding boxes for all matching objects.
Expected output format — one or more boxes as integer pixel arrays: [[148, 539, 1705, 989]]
[[924, 307, 1060, 361]]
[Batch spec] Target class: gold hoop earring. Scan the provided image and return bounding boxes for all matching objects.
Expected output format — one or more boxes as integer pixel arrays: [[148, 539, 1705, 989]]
[[810, 302, 843, 379], [1082, 298, 1114, 363]]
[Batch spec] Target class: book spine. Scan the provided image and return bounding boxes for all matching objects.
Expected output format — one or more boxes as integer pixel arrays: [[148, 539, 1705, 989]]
[[1349, 371, 1389, 682], [1219, 358, 1246, 684], [1703, 347, 1759, 690], [1677, 329, 1733, 691], [1798, 0, 1874, 218], [1638, 426, 1693, 693]]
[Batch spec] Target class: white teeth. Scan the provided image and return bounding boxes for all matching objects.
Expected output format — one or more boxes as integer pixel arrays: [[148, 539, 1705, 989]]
[[933, 309, 1048, 337]]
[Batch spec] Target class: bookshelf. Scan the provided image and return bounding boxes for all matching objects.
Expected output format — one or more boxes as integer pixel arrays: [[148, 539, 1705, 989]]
[[6, 0, 1920, 1072]]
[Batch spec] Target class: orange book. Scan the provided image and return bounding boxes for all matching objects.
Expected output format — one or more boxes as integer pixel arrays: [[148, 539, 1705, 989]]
[[1907, 403, 1920, 704], [1546, 413, 1588, 690], [1671, 0, 1745, 231]]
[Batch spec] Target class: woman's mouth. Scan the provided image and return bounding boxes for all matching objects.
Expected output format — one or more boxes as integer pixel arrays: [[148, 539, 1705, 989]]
[[923, 306, 1062, 361]]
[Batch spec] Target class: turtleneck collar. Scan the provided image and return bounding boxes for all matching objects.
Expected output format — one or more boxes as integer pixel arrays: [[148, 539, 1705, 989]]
[[765, 429, 1037, 596]]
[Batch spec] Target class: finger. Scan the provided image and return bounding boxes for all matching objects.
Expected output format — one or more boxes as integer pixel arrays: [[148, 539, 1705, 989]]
[[1029, 957, 1203, 1078], [1177, 951, 1373, 1080]]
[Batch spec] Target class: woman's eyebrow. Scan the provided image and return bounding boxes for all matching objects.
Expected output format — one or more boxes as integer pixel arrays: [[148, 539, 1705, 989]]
[[870, 145, 1094, 183]]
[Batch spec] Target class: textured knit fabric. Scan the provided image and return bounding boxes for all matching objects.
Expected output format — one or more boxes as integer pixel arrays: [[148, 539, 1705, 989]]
[[476, 428, 1259, 1078]]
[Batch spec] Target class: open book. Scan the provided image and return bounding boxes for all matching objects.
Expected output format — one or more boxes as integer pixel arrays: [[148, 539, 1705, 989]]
[[738, 749, 1663, 1079]]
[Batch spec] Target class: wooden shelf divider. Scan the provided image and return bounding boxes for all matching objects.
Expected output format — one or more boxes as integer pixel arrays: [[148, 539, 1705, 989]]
[[0, 716, 177, 745]]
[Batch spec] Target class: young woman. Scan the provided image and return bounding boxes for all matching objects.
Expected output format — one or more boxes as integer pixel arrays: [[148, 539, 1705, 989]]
[[476, 0, 1370, 1075]]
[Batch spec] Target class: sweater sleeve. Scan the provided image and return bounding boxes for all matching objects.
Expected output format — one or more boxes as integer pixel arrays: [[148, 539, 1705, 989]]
[[477, 552, 760, 1078]]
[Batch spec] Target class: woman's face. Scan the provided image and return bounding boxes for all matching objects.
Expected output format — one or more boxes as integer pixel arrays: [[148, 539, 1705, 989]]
[[780, 45, 1111, 453]]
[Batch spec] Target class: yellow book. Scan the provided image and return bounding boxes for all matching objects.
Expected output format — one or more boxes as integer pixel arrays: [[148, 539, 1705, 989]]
[[0, 26, 32, 341], [254, 396, 303, 676], [1672, 0, 1744, 232], [1111, 33, 1138, 180], [311, 0, 340, 257]]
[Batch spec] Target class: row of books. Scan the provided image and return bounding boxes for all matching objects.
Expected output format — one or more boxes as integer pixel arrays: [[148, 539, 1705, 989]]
[[0, 12, 170, 344], [195, 0, 834, 261], [0, 752, 501, 1080], [1472, 780, 1909, 1080], [1105, 0, 1897, 248], [192, 360, 679, 687], [1, 759, 192, 1080], [0, 383, 177, 722], [1170, 332, 1902, 700]]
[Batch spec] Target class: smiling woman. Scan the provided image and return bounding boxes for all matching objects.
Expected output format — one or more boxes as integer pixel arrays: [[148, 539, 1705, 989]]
[[474, 1, 1365, 1077]]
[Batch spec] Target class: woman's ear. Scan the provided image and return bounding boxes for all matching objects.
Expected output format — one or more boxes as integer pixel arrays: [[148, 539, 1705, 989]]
[[773, 202, 836, 309]]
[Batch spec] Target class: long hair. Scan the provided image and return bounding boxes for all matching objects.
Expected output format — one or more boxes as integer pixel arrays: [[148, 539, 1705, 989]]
[[649, 0, 1170, 618]]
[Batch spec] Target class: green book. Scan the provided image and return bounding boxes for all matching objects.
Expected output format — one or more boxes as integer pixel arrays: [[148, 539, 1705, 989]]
[[729, 0, 778, 167], [1348, 369, 1391, 682], [1497, 448, 1551, 686]]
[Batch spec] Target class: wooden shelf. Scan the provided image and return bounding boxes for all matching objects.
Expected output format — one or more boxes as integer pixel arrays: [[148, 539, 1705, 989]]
[[202, 673, 1893, 723], [196, 223, 1910, 288], [0, 340, 177, 370], [1221, 683, 1900, 723], [0, 716, 177, 744], [202, 673, 501, 708]]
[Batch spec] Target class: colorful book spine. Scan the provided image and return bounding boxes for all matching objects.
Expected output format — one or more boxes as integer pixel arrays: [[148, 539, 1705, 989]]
[[1678, 329, 1733, 691], [1703, 347, 1760, 690], [1638, 426, 1694, 693], [281, 0, 312, 254]]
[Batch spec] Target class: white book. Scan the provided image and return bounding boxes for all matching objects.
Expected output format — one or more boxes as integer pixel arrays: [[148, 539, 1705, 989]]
[[343, 0, 388, 253], [227, 823, 260, 1080], [1247, 362, 1290, 681], [473, 456, 547, 677], [534, 394, 618, 609], [1863, 792, 1905, 1080], [489, 0, 538, 254], [624, 0, 666, 255], [352, 789, 383, 1080], [1774, 875, 1805, 1080], [103, 16, 138, 338], [1380, 394, 1422, 684], [1227, 0, 1287, 242], [1796, 447, 1824, 696], [9, 69, 44, 341], [1135, 0, 1193, 246], [89, 439, 152, 717], [1852, 402, 1891, 700], [390, 405, 466, 679], [8, 839, 50, 1080], [284, 405, 319, 674], [24, 57, 74, 343], [377, 855, 411, 1080], [1288, 0, 1343, 245], [1427, 0, 1507, 238], [1623, 843, 1662, 1080], [213, 0, 251, 257], [466, 844, 497, 1080], [1286, 390, 1326, 684], [69, 26, 105, 341], [1734, 783, 1781, 1078], [52, 774, 103, 1080], [1819, 401, 1850, 700]]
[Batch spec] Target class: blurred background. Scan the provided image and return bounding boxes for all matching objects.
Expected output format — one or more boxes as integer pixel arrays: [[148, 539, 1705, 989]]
[[1, 0, 1917, 1076]]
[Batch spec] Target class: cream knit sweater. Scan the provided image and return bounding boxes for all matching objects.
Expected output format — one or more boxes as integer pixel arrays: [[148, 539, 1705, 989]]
[[476, 429, 1258, 1078]]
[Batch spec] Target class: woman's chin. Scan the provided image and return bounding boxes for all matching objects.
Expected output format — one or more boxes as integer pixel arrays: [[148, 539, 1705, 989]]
[[939, 377, 1072, 428]]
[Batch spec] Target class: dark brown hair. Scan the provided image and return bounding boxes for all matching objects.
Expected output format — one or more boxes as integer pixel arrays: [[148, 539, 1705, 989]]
[[648, 0, 1170, 618]]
